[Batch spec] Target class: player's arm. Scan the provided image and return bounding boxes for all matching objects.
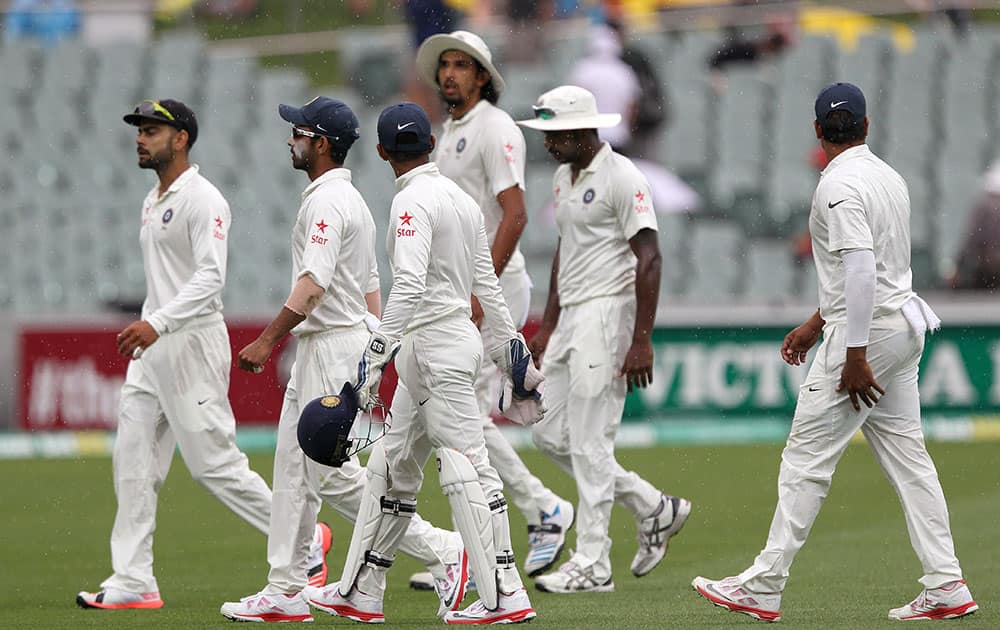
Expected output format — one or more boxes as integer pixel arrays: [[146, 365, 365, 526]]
[[491, 185, 528, 276], [622, 228, 661, 392], [528, 242, 561, 368], [379, 199, 433, 340], [781, 309, 825, 366], [237, 274, 324, 372], [837, 247, 884, 410], [471, 218, 518, 350]]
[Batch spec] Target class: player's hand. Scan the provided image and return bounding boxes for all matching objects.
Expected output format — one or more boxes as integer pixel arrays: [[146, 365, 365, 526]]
[[528, 327, 553, 369], [470, 295, 484, 330], [117, 321, 159, 358], [238, 338, 272, 373], [837, 347, 885, 411], [620, 338, 654, 393], [781, 321, 822, 366]]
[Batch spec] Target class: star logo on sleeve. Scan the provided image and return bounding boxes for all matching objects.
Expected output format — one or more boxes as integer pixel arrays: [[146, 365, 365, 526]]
[[397, 211, 416, 237], [315, 219, 329, 233], [399, 211, 414, 226], [214, 216, 224, 228], [213, 215, 226, 240], [635, 191, 645, 202], [503, 142, 515, 164], [634, 190, 651, 214]]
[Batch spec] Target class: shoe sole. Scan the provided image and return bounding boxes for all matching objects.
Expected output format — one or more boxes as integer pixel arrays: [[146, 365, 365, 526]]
[[308, 600, 384, 624], [632, 498, 692, 578], [692, 580, 781, 623], [221, 610, 314, 622], [76, 594, 164, 610], [889, 601, 978, 620], [445, 608, 537, 624], [525, 509, 577, 578], [535, 581, 615, 594]]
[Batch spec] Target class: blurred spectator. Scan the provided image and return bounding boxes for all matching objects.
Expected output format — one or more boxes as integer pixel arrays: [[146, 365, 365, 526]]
[[3, 0, 80, 47], [607, 18, 669, 161], [950, 161, 1000, 291], [708, 28, 791, 70], [504, 0, 556, 64], [401, 0, 464, 121], [907, 0, 973, 38]]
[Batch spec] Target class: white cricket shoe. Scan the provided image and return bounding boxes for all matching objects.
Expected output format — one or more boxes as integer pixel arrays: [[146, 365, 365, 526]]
[[435, 535, 471, 617], [888, 580, 978, 620], [220, 590, 313, 623], [76, 587, 164, 610], [692, 576, 782, 623], [305, 522, 333, 588], [534, 560, 614, 594], [444, 587, 536, 625], [303, 581, 384, 624], [524, 498, 575, 577], [631, 494, 691, 577]]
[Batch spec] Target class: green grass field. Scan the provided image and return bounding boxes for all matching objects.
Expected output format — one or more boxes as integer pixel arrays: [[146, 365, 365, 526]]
[[1, 442, 997, 629]]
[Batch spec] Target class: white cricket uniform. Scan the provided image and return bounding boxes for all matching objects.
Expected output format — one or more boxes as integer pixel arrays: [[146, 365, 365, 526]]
[[104, 165, 273, 594], [264, 169, 456, 593], [378, 161, 517, 500], [530, 143, 663, 579], [738, 144, 964, 593], [435, 100, 559, 525]]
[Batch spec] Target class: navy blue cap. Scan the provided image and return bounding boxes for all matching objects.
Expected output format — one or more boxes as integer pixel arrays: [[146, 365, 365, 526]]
[[377, 102, 432, 153], [124, 99, 199, 146], [815, 82, 866, 125], [279, 96, 360, 149]]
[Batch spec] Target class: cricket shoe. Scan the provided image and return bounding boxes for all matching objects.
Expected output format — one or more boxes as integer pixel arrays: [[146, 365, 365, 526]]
[[444, 587, 536, 625], [632, 494, 692, 577], [306, 522, 333, 588], [220, 590, 313, 622], [534, 560, 614, 594], [303, 582, 384, 624], [888, 580, 978, 620], [76, 588, 164, 610], [435, 534, 471, 617], [691, 576, 782, 622], [524, 498, 576, 577]]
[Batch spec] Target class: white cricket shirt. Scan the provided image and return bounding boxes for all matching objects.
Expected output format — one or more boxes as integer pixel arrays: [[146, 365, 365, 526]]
[[552, 143, 658, 307], [379, 162, 516, 344], [290, 168, 379, 336], [139, 165, 229, 334], [809, 144, 915, 325], [435, 100, 527, 277]]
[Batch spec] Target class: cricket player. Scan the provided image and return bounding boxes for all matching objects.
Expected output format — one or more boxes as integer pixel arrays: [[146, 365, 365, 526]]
[[517, 86, 691, 593], [219, 97, 465, 622], [78, 99, 327, 610], [692, 83, 978, 622], [409, 29, 575, 583], [304, 102, 540, 624]]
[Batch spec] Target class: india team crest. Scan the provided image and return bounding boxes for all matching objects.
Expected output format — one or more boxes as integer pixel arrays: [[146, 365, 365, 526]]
[[162, 208, 174, 223], [583, 189, 595, 204], [320, 395, 342, 408]]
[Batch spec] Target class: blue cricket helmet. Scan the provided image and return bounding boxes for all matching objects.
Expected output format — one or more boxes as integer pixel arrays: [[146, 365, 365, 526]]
[[297, 382, 360, 467]]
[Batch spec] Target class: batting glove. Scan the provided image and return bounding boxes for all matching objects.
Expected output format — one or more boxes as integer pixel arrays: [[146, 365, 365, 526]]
[[489, 334, 545, 426], [354, 331, 400, 412]]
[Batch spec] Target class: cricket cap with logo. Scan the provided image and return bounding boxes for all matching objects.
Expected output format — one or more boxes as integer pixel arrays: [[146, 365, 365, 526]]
[[377, 102, 433, 153], [123, 98, 199, 146], [279, 96, 361, 150], [516, 85, 621, 131], [416, 30, 506, 95], [814, 82, 866, 125]]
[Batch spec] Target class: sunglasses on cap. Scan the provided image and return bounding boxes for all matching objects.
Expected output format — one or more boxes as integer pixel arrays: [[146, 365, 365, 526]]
[[291, 125, 350, 142], [532, 106, 557, 120], [134, 99, 175, 121]]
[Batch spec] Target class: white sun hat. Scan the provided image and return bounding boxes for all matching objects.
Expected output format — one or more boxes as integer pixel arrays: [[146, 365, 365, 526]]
[[516, 85, 622, 131], [415, 30, 506, 96]]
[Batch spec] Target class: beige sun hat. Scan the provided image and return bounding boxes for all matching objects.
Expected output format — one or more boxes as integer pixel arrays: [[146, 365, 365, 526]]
[[415, 30, 506, 96], [517, 85, 622, 131]]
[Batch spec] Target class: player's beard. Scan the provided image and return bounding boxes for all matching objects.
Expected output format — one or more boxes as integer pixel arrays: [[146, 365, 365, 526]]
[[290, 143, 312, 171], [138, 146, 173, 170]]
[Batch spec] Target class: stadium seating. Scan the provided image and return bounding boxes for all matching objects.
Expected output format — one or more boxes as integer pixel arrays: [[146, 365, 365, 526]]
[[0, 23, 997, 316]]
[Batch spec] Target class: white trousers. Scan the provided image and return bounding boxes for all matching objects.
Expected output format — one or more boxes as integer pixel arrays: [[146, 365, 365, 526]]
[[739, 312, 965, 593], [266, 324, 456, 593], [103, 315, 273, 594], [476, 270, 560, 526], [531, 294, 662, 578]]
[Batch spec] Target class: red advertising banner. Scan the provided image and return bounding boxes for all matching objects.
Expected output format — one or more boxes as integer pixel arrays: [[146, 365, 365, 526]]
[[18, 321, 293, 430]]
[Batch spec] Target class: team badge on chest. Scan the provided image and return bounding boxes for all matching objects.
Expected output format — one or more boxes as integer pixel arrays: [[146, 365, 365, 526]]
[[162, 208, 173, 224], [583, 188, 596, 204], [456, 138, 466, 153]]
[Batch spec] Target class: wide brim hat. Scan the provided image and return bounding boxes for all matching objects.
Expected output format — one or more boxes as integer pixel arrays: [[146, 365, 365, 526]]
[[416, 30, 506, 96], [517, 85, 621, 131]]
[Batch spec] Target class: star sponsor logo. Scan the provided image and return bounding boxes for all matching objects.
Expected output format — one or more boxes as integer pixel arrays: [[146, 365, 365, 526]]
[[634, 190, 651, 214], [213, 215, 226, 240], [311, 219, 330, 244], [397, 211, 416, 237], [503, 141, 515, 164]]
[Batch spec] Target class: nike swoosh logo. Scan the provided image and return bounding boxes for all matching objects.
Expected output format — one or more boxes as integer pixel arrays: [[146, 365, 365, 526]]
[[828, 199, 848, 209], [588, 363, 603, 369], [418, 398, 430, 406], [808, 387, 820, 392], [315, 123, 328, 132], [831, 100, 848, 108], [397, 122, 415, 130], [197, 398, 209, 405]]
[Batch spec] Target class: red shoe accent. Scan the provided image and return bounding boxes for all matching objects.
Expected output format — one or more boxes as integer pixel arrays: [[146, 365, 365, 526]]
[[328, 604, 385, 623], [307, 522, 333, 588], [695, 583, 781, 622], [241, 611, 313, 622], [445, 607, 537, 625], [900, 600, 979, 620], [449, 549, 470, 612], [77, 592, 164, 610]]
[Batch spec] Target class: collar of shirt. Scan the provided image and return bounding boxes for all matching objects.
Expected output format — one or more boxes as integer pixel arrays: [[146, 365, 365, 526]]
[[443, 99, 489, 131], [566, 142, 613, 184], [821, 143, 871, 177], [158, 164, 200, 200], [395, 161, 440, 191], [301, 167, 352, 200]]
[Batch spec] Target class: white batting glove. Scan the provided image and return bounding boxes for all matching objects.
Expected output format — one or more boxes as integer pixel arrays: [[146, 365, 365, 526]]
[[354, 331, 400, 412], [489, 334, 545, 426]]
